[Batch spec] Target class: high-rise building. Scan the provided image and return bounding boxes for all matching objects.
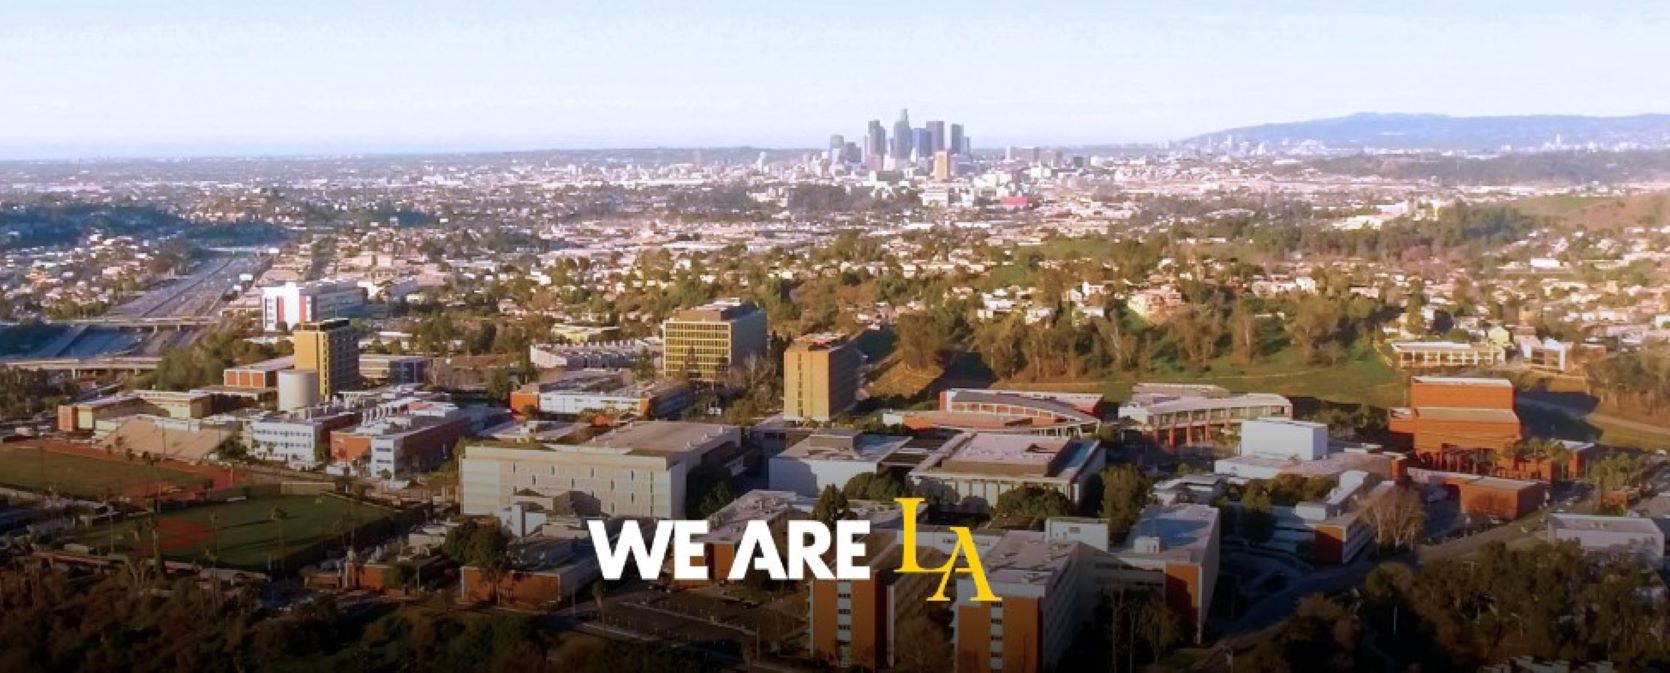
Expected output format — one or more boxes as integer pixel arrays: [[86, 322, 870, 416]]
[[911, 128, 933, 162], [828, 134, 844, 151], [891, 109, 913, 160], [866, 120, 887, 161], [925, 120, 946, 153], [661, 298, 769, 384], [932, 151, 952, 181], [949, 123, 965, 156], [293, 318, 359, 399], [783, 333, 862, 423]]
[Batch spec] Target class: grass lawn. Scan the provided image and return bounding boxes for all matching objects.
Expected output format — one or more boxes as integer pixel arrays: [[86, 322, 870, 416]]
[[69, 494, 398, 570], [0, 444, 209, 499]]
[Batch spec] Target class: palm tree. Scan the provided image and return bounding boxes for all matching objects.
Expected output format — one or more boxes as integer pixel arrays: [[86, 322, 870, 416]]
[[269, 507, 289, 573]]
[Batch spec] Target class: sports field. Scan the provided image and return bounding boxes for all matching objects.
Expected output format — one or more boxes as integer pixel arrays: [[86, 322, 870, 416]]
[[0, 442, 214, 500], [69, 494, 400, 571]]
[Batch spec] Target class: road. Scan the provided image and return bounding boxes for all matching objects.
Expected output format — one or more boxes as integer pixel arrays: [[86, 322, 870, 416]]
[[107, 253, 266, 320]]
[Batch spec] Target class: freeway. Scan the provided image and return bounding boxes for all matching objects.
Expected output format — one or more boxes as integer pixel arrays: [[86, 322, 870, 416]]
[[106, 252, 266, 320]]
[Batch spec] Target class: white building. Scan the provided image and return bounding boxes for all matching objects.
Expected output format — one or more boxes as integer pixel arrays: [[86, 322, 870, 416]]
[[261, 280, 366, 332], [1239, 418, 1329, 462], [768, 430, 911, 497], [908, 432, 1104, 513], [1547, 514, 1666, 566], [460, 421, 742, 518]]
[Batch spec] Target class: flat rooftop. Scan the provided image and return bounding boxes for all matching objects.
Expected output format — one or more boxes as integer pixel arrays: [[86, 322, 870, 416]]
[[1246, 418, 1328, 430], [1119, 503, 1220, 562], [917, 432, 1099, 480], [1392, 341, 1496, 352], [1123, 390, 1291, 414], [1548, 513, 1665, 537], [780, 431, 911, 463], [669, 298, 759, 322], [787, 332, 851, 352], [1409, 407, 1520, 423], [226, 355, 296, 372], [1412, 376, 1513, 387], [583, 421, 734, 455], [972, 530, 1078, 589], [947, 433, 1071, 470]]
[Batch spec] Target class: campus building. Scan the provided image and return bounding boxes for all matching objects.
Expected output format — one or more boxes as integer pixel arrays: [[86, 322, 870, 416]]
[[528, 340, 651, 370], [1546, 514, 1666, 566], [1389, 341, 1507, 370], [1389, 376, 1589, 482], [329, 400, 473, 479], [768, 430, 913, 497], [506, 370, 693, 420], [293, 318, 360, 399], [221, 355, 296, 389], [782, 333, 863, 423], [945, 505, 1222, 672], [241, 407, 362, 468], [459, 421, 744, 518], [57, 390, 214, 433], [1213, 418, 1401, 481], [908, 432, 1104, 513], [888, 389, 1103, 437], [660, 298, 768, 383], [261, 280, 366, 332], [1406, 468, 1548, 520], [358, 353, 430, 386], [1118, 383, 1292, 448]]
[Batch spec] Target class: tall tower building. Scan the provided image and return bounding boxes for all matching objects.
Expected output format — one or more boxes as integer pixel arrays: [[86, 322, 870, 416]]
[[293, 318, 359, 399], [828, 134, 844, 151], [926, 121, 946, 154], [949, 123, 966, 156], [783, 333, 862, 423], [891, 109, 913, 160], [932, 151, 952, 181], [866, 120, 886, 161], [911, 128, 933, 162], [661, 299, 768, 384]]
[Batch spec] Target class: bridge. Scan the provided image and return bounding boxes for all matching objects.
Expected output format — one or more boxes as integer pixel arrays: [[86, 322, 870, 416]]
[[0, 356, 163, 375], [64, 316, 221, 330]]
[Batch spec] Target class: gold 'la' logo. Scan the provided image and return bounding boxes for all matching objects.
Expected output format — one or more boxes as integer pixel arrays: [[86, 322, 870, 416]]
[[894, 497, 999, 603]]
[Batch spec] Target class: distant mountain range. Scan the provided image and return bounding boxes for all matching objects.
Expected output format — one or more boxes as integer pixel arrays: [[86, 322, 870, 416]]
[[1179, 113, 1670, 151]]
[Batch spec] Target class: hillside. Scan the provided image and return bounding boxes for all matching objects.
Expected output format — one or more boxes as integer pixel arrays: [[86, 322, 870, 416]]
[[1181, 112, 1670, 151]]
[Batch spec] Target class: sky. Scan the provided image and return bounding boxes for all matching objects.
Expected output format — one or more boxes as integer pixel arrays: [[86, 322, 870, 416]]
[[3, 0, 1670, 159]]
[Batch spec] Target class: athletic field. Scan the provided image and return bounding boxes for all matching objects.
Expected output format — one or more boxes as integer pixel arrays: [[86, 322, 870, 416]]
[[0, 441, 217, 500], [68, 494, 400, 571]]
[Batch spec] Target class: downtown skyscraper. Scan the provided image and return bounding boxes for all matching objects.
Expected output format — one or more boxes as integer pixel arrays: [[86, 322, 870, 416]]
[[890, 109, 913, 160]]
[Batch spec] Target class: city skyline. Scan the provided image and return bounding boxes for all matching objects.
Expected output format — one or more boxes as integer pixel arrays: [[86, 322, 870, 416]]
[[5, 1, 1670, 159]]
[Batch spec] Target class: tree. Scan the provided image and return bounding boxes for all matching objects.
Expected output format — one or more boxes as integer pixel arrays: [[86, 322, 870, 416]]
[[841, 471, 912, 501], [485, 368, 514, 403], [1099, 464, 1153, 544], [895, 312, 953, 371], [812, 485, 852, 527], [1288, 296, 1343, 364], [993, 485, 1073, 521], [1239, 483, 1276, 544], [1360, 484, 1426, 551], [684, 464, 737, 518], [892, 608, 954, 672], [1230, 301, 1262, 365], [441, 519, 511, 576]]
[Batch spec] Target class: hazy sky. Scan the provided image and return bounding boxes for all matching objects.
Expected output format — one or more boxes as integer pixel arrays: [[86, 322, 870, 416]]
[[4, 0, 1670, 159]]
